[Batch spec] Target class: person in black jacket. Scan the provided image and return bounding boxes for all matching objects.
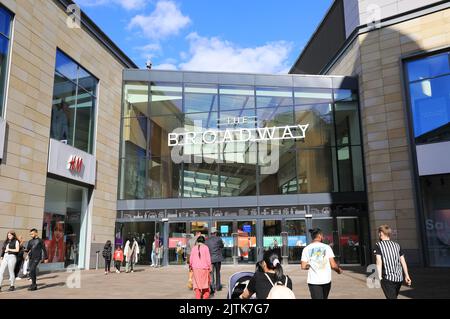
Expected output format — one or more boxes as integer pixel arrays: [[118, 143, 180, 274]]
[[102, 240, 112, 275], [206, 227, 224, 294], [25, 228, 48, 291]]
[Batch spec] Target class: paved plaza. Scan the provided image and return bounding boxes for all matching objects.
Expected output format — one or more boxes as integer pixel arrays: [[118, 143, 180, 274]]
[[0, 265, 449, 299]]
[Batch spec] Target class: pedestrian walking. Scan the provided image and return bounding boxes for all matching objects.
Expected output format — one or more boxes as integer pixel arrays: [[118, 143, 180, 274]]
[[189, 236, 212, 299], [301, 228, 343, 299], [158, 239, 164, 266], [124, 238, 139, 273], [113, 246, 124, 273], [186, 231, 201, 289], [240, 249, 294, 299], [206, 227, 224, 294], [14, 235, 26, 281], [151, 233, 160, 267], [102, 240, 112, 275], [374, 225, 412, 299], [24, 228, 48, 291], [0, 231, 20, 292]]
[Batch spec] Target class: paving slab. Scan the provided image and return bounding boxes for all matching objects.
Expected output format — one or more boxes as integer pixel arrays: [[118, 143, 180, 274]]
[[0, 265, 449, 299]]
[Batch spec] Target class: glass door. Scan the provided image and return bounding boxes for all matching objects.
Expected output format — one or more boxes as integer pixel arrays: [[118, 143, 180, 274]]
[[214, 221, 233, 263], [168, 222, 188, 265], [337, 217, 361, 264], [237, 220, 257, 264], [312, 218, 337, 255], [285, 219, 307, 263], [263, 220, 282, 259]]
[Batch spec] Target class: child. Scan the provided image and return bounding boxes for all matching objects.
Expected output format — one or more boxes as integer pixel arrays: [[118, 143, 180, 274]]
[[113, 246, 124, 273]]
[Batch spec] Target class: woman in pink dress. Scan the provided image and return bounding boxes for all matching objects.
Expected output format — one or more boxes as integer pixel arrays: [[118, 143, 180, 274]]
[[189, 236, 212, 299]]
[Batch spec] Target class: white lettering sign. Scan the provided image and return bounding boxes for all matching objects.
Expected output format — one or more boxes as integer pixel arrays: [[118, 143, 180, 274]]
[[168, 124, 309, 146]]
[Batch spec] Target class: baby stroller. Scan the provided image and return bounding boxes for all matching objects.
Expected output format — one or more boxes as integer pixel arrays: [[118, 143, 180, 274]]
[[227, 271, 255, 299]]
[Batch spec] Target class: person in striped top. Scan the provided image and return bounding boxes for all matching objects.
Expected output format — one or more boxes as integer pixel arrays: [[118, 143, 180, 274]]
[[374, 225, 412, 299]]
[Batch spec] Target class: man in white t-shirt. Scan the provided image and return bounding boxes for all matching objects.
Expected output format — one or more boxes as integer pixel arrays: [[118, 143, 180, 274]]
[[301, 228, 343, 299]]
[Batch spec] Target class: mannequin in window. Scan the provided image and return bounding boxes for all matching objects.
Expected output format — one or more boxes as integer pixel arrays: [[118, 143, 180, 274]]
[[51, 99, 70, 142]]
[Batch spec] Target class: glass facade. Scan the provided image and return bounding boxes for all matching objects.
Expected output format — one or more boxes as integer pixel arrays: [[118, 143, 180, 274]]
[[406, 51, 450, 267], [0, 5, 12, 116], [421, 174, 450, 266], [118, 71, 367, 265], [119, 74, 364, 199], [406, 51, 450, 144], [43, 178, 88, 269], [51, 50, 98, 153], [116, 203, 368, 265]]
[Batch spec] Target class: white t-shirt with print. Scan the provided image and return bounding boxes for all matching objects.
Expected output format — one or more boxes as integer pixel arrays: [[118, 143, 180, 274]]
[[301, 242, 335, 285]]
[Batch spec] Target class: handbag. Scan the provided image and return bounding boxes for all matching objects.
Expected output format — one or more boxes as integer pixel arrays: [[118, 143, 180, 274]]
[[187, 267, 193, 289]]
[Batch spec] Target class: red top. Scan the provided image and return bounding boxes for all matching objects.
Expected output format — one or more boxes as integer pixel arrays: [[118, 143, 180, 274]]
[[114, 249, 124, 262]]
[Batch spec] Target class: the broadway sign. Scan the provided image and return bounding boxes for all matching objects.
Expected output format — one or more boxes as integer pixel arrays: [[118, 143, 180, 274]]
[[168, 122, 309, 146]]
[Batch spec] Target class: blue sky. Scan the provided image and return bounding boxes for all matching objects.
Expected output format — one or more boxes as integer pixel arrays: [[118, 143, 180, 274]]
[[76, 0, 333, 73]]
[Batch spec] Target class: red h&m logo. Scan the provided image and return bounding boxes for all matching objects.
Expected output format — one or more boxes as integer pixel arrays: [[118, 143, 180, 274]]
[[68, 155, 83, 173]]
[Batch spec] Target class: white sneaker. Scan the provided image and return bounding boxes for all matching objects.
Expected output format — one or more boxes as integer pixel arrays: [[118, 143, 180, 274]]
[[15, 277, 22, 281]]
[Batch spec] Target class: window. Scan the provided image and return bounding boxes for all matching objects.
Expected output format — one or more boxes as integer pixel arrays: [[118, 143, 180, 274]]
[[406, 51, 450, 144], [51, 50, 98, 153], [0, 6, 13, 116]]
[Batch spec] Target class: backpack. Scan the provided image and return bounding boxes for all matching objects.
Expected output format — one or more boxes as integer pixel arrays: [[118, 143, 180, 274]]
[[264, 273, 296, 299]]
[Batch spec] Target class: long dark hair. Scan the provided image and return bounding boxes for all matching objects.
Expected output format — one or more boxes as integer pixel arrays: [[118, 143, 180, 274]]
[[263, 249, 284, 284], [5, 231, 17, 243], [196, 236, 205, 259], [104, 240, 112, 249]]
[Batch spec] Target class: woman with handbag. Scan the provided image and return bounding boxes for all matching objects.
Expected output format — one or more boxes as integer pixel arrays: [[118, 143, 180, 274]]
[[189, 236, 212, 299]]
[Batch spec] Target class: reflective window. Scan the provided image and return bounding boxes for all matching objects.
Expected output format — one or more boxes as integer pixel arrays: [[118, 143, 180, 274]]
[[420, 174, 450, 267], [51, 50, 97, 153], [150, 83, 182, 116], [294, 88, 333, 105], [219, 86, 255, 111], [121, 76, 364, 199], [406, 52, 450, 144], [0, 5, 12, 116], [184, 84, 218, 113], [407, 52, 450, 82]]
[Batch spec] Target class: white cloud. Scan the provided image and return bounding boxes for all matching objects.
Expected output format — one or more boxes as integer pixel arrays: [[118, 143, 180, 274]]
[[76, 0, 147, 10], [178, 33, 293, 74], [128, 0, 191, 40], [137, 43, 162, 52], [135, 43, 162, 60]]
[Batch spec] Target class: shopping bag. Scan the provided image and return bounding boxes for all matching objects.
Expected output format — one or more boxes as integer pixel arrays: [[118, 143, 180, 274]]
[[22, 259, 29, 275]]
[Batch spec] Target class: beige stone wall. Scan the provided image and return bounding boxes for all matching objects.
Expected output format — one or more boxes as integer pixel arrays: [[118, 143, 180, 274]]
[[0, 0, 123, 256], [328, 8, 450, 261]]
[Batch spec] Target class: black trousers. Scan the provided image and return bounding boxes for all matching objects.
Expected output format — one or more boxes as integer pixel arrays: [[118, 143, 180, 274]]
[[308, 283, 332, 299], [114, 261, 121, 271], [210, 262, 222, 292], [104, 259, 111, 272], [14, 256, 24, 278], [381, 280, 402, 299], [29, 259, 40, 287]]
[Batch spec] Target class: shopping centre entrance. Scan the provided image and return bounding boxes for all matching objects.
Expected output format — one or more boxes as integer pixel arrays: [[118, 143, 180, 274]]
[[116, 204, 368, 266]]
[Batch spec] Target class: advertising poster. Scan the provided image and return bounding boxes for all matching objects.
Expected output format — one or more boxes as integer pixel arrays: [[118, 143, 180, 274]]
[[169, 237, 188, 249], [263, 236, 282, 248], [288, 236, 307, 247]]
